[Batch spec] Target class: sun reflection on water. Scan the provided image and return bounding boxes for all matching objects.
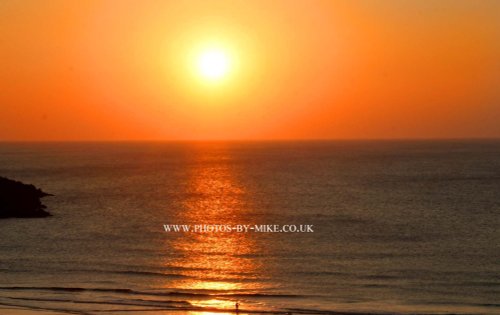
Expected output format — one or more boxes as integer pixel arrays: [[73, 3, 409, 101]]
[[189, 298, 238, 309], [188, 312, 234, 315], [161, 145, 265, 310]]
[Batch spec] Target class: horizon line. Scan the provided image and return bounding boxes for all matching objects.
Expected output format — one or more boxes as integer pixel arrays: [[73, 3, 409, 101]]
[[1, 136, 500, 143]]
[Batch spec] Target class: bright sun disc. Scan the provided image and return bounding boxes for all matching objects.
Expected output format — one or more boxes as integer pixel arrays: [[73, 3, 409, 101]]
[[197, 49, 230, 81]]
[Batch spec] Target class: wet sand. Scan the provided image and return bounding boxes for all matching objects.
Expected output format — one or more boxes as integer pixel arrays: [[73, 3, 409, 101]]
[[0, 307, 68, 315]]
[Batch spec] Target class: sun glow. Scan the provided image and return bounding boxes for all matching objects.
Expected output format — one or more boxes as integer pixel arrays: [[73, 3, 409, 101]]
[[196, 49, 230, 81]]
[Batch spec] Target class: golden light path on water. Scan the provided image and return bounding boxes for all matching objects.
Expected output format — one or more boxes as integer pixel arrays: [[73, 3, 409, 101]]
[[161, 145, 266, 312]]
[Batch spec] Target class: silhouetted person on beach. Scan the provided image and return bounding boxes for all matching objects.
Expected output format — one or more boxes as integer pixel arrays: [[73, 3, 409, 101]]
[[235, 302, 240, 313]]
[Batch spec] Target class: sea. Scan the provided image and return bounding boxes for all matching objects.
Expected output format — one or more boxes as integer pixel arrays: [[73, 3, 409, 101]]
[[0, 140, 498, 315]]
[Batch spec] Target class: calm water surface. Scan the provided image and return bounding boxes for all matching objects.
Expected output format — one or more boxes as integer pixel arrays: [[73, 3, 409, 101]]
[[0, 141, 499, 314]]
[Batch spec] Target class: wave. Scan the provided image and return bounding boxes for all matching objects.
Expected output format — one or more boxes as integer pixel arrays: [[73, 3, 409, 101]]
[[0, 286, 304, 299], [0, 303, 331, 315], [0, 266, 194, 278], [1, 296, 343, 315], [1, 287, 497, 315], [8, 296, 191, 307], [108, 269, 189, 278]]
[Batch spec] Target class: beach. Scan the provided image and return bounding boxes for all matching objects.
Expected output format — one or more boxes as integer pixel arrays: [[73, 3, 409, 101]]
[[0, 307, 70, 315]]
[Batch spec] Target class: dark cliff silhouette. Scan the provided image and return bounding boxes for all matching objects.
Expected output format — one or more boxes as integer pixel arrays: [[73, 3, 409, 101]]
[[0, 176, 52, 218]]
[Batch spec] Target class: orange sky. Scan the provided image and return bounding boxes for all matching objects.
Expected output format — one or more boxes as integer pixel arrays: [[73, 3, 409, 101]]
[[1, 0, 499, 141]]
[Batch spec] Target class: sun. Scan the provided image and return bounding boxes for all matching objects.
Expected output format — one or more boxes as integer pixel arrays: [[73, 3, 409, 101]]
[[197, 49, 230, 81]]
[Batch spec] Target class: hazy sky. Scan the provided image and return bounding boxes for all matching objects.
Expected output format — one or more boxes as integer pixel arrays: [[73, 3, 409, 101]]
[[1, 0, 499, 141]]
